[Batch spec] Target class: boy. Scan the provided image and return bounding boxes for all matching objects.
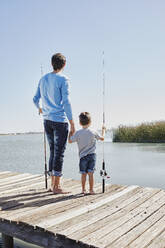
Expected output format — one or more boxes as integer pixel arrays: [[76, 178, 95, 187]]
[[68, 112, 104, 194], [33, 53, 75, 194]]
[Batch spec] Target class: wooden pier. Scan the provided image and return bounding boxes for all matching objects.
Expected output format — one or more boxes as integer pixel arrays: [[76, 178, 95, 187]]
[[0, 171, 165, 248]]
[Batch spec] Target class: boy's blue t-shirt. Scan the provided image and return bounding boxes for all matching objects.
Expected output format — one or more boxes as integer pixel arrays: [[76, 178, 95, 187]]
[[33, 72, 73, 122], [70, 128, 101, 158]]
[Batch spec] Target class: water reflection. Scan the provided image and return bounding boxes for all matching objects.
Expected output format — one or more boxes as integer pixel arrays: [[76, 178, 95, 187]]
[[0, 234, 41, 248]]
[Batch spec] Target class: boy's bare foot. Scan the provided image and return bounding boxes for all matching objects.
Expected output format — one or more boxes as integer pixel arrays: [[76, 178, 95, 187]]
[[81, 190, 87, 195], [53, 188, 69, 194], [89, 190, 96, 195]]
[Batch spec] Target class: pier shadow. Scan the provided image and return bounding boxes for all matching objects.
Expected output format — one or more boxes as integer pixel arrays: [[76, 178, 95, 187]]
[[0, 190, 101, 211]]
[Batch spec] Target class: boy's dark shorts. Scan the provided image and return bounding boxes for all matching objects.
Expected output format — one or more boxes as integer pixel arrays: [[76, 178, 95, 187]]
[[79, 153, 96, 174]]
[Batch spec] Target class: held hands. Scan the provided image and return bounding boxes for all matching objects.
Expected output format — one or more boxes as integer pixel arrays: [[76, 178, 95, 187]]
[[68, 124, 75, 144]]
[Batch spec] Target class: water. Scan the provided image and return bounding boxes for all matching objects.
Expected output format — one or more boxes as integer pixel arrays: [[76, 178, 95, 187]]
[[0, 134, 165, 247], [0, 134, 165, 189]]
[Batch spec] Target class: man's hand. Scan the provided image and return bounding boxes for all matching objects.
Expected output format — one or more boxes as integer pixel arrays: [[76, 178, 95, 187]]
[[70, 124, 75, 136], [39, 108, 43, 115], [69, 120, 75, 136]]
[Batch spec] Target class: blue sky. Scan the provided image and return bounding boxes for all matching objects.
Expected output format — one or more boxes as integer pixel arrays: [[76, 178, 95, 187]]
[[0, 0, 165, 133]]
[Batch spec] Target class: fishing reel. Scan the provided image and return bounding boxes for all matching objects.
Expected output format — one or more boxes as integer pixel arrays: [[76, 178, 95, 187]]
[[100, 169, 110, 179], [100, 168, 110, 193]]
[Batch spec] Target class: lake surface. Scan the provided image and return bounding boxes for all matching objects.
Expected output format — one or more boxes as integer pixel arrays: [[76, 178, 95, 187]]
[[0, 134, 165, 247]]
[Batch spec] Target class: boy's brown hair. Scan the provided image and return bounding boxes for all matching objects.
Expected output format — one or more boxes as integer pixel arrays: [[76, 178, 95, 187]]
[[51, 53, 66, 71], [79, 112, 91, 126]]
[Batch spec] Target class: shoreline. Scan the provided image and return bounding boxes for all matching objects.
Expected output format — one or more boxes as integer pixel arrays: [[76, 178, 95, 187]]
[[0, 132, 43, 136]]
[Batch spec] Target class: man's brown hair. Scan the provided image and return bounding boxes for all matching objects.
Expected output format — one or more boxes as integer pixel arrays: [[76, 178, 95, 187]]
[[79, 112, 91, 126], [51, 53, 66, 71]]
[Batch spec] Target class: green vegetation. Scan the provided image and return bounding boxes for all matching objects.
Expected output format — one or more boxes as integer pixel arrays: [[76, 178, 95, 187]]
[[113, 121, 165, 143]]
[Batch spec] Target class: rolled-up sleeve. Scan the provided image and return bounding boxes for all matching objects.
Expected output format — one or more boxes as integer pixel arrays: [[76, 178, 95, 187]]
[[61, 77, 73, 120], [33, 81, 41, 109]]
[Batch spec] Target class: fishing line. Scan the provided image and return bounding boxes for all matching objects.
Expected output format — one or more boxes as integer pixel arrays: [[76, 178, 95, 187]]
[[100, 51, 108, 193]]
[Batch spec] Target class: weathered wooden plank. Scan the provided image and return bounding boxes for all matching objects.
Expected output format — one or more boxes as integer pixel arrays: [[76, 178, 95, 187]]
[[0, 180, 51, 208], [29, 185, 124, 227], [0, 175, 45, 193], [0, 178, 46, 196], [0, 177, 76, 197], [51, 187, 160, 235], [0, 173, 30, 184], [56, 187, 159, 237], [0, 177, 71, 200], [146, 229, 165, 248], [36, 185, 138, 229], [0, 172, 19, 180], [0, 171, 164, 248], [0, 178, 73, 204], [0, 177, 48, 210], [15, 183, 114, 224], [0, 174, 42, 188], [77, 189, 163, 244], [5, 182, 107, 222], [14, 184, 87, 220], [0, 179, 79, 214], [0, 179, 94, 217], [48, 186, 142, 234], [81, 190, 165, 248], [106, 205, 165, 248], [0, 171, 12, 176], [66, 188, 161, 241], [124, 213, 165, 248]]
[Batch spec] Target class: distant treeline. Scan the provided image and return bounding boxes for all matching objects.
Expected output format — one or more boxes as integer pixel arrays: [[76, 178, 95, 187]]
[[113, 121, 165, 143]]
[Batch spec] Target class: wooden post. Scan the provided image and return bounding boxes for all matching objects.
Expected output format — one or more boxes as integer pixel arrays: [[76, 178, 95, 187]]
[[2, 233, 13, 248]]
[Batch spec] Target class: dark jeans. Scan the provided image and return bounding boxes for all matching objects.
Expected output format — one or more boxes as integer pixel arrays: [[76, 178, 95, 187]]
[[44, 120, 68, 177]]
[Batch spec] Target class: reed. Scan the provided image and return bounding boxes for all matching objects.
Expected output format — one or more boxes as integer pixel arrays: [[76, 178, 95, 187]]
[[113, 121, 165, 143]]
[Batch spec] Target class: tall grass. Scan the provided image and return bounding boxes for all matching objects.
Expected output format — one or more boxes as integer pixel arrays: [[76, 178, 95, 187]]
[[113, 121, 165, 143]]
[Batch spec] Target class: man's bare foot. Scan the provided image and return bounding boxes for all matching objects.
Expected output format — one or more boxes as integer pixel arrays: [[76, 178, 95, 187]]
[[48, 188, 53, 192]]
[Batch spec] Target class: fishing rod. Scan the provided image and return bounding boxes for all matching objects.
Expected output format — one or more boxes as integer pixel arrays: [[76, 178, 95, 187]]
[[100, 51, 108, 193], [40, 64, 48, 189]]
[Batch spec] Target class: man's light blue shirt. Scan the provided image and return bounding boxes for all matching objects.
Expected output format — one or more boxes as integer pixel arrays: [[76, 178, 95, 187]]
[[33, 72, 73, 122]]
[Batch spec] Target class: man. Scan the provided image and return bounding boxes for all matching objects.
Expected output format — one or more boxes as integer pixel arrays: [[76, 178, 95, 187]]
[[33, 53, 75, 193]]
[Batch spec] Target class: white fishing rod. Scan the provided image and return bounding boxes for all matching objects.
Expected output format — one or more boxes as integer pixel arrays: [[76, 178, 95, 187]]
[[100, 51, 108, 193], [40, 64, 48, 189]]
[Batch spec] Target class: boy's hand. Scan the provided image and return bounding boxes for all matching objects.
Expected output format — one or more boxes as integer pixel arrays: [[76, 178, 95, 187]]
[[102, 125, 106, 136], [39, 108, 43, 115]]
